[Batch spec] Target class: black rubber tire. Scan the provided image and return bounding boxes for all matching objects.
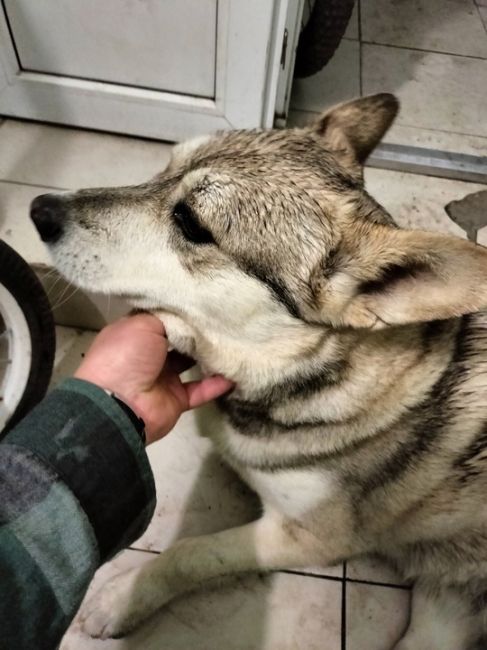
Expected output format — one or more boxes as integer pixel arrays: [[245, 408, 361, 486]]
[[295, 0, 356, 79], [0, 240, 55, 434]]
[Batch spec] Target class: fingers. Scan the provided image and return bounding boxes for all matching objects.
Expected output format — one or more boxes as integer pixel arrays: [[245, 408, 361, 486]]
[[122, 312, 166, 336], [183, 375, 235, 409]]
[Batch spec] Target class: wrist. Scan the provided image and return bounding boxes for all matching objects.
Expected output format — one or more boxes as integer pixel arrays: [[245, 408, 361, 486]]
[[73, 369, 149, 443], [73, 371, 174, 445], [74, 368, 143, 416], [103, 390, 147, 445], [128, 392, 166, 445]]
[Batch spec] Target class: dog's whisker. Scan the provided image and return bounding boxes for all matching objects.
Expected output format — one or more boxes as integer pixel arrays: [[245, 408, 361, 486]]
[[45, 274, 66, 300], [50, 277, 77, 310], [51, 278, 73, 306], [41, 267, 59, 283], [51, 284, 79, 311]]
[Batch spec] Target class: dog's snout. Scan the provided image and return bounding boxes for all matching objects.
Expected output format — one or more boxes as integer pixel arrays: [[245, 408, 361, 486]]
[[30, 194, 66, 243]]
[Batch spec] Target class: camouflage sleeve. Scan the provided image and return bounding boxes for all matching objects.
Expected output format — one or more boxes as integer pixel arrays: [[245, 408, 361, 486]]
[[0, 377, 156, 650]]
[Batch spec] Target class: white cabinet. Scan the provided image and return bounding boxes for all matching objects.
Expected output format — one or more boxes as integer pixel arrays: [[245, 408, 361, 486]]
[[0, 0, 303, 141], [4, 0, 217, 97]]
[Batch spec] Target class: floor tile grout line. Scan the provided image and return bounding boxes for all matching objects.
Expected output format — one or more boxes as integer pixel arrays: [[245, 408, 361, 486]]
[[288, 110, 487, 142], [341, 563, 347, 650], [346, 577, 411, 591], [0, 178, 70, 192], [278, 568, 412, 591], [359, 38, 363, 98], [361, 39, 487, 61], [358, 0, 363, 97], [0, 115, 175, 146], [392, 122, 487, 139], [281, 569, 344, 582], [474, 0, 487, 35]]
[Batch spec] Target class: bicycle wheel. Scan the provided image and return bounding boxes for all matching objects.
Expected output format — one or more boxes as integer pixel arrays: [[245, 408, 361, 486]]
[[295, 0, 356, 79], [0, 240, 55, 434]]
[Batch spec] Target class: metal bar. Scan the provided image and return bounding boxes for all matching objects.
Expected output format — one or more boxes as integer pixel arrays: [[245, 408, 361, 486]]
[[367, 143, 487, 184]]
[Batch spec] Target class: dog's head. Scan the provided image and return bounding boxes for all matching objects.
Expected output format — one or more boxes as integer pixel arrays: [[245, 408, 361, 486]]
[[31, 94, 487, 380]]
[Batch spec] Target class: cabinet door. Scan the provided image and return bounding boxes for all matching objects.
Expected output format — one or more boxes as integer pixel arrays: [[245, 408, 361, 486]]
[[0, 0, 299, 141]]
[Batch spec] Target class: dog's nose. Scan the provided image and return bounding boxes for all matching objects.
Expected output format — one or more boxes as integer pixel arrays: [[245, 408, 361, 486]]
[[30, 194, 66, 243]]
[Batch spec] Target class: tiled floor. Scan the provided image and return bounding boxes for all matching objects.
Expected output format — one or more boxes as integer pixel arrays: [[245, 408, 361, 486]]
[[290, 0, 487, 153], [1, 2, 486, 647]]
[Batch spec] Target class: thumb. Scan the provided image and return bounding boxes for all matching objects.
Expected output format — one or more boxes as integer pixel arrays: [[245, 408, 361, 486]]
[[183, 375, 235, 409]]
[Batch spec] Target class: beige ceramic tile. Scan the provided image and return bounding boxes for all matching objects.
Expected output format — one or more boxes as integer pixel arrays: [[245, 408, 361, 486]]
[[0, 120, 172, 189], [363, 167, 487, 242], [346, 582, 411, 650], [479, 5, 487, 29], [288, 564, 343, 579], [290, 39, 360, 113], [50, 327, 96, 387], [287, 108, 320, 129], [346, 555, 406, 586], [61, 549, 343, 650], [382, 122, 487, 156], [362, 0, 487, 58], [362, 44, 487, 137], [344, 2, 359, 40]]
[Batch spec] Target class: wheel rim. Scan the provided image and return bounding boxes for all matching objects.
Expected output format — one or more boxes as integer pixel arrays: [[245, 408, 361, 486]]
[[0, 283, 32, 429]]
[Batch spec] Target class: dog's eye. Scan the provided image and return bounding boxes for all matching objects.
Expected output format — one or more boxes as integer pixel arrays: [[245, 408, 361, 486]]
[[172, 202, 215, 245]]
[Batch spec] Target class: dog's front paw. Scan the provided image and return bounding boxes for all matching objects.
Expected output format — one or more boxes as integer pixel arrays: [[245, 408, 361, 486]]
[[79, 567, 155, 639]]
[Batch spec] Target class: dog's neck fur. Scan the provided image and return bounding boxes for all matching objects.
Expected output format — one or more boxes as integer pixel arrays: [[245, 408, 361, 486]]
[[219, 322, 451, 399], [203, 323, 345, 401], [164, 307, 458, 443], [160, 309, 458, 453], [209, 318, 460, 471]]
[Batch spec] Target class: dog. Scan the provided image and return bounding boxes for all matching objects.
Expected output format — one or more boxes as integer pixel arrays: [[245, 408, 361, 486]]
[[31, 93, 487, 649]]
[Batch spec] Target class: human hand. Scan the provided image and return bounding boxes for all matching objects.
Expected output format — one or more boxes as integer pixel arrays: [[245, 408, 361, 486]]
[[74, 313, 233, 444]]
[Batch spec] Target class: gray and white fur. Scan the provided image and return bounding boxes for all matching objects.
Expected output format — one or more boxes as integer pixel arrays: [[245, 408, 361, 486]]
[[33, 94, 487, 649]]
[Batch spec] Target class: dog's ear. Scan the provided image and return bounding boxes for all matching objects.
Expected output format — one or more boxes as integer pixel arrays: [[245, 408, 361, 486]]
[[312, 224, 487, 329], [313, 94, 399, 165]]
